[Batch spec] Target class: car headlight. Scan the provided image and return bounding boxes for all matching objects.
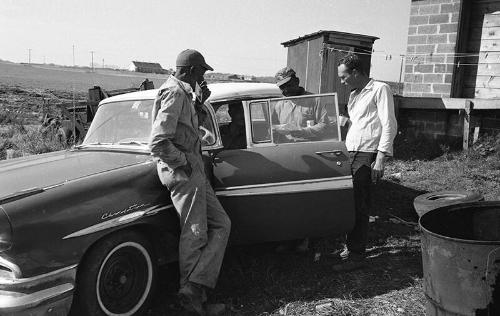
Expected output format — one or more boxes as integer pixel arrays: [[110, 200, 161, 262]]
[[0, 207, 12, 253]]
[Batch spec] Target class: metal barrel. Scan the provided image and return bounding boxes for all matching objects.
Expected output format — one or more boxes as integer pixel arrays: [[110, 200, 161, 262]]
[[419, 201, 500, 316]]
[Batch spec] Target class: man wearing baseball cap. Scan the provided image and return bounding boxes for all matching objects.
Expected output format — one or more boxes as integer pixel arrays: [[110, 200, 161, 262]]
[[272, 67, 331, 255], [272, 66, 330, 142], [149, 49, 230, 315]]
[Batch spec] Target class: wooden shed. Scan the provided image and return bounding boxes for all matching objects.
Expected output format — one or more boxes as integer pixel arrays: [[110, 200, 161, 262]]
[[281, 30, 378, 108]]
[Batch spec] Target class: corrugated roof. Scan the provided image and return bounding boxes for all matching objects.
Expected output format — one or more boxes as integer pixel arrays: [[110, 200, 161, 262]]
[[281, 30, 379, 47]]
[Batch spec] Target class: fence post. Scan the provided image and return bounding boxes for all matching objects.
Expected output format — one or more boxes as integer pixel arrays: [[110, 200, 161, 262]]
[[462, 100, 473, 150]]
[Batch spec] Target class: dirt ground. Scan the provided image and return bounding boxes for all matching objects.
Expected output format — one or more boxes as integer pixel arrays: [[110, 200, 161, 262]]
[[146, 178, 426, 316]]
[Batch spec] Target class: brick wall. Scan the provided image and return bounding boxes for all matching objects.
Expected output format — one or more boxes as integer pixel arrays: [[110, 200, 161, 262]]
[[404, 0, 462, 97], [398, 108, 462, 140], [395, 107, 500, 158]]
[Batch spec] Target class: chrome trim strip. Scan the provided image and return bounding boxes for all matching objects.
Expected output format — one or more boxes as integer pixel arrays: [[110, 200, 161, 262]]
[[0, 188, 45, 205], [215, 176, 352, 197], [0, 283, 73, 310], [62, 204, 174, 239], [220, 176, 351, 190], [0, 264, 76, 285], [0, 257, 21, 279]]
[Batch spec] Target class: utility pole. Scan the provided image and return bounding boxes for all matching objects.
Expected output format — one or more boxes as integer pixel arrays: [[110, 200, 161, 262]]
[[102, 58, 104, 68], [72, 45, 75, 66], [43, 55, 46, 64], [90, 51, 95, 72], [398, 55, 404, 95], [28, 48, 31, 64]]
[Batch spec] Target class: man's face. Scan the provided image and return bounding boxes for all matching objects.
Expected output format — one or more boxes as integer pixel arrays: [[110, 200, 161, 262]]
[[338, 64, 355, 88], [192, 65, 207, 83], [278, 77, 301, 97]]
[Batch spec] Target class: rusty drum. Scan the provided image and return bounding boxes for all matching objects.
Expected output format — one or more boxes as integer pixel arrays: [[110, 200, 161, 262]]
[[419, 201, 500, 316]]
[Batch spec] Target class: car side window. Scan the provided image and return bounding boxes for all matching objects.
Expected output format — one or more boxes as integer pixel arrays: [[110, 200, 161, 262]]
[[270, 94, 339, 144], [249, 101, 272, 143], [247, 94, 340, 145], [215, 102, 247, 150]]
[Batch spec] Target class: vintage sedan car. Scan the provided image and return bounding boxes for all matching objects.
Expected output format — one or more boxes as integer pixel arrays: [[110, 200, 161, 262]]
[[0, 82, 354, 315]]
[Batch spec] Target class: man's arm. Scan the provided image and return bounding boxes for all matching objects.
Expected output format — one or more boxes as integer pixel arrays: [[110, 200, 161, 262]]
[[375, 84, 397, 156], [149, 88, 188, 170], [292, 101, 330, 139], [371, 84, 398, 183]]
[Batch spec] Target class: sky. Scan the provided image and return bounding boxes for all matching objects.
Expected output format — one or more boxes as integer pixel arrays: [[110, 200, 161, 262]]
[[0, 0, 411, 81]]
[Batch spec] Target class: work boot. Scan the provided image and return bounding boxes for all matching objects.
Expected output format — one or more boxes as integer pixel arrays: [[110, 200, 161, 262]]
[[178, 282, 207, 316]]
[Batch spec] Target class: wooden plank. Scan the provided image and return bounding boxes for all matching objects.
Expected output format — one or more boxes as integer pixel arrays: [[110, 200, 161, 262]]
[[475, 75, 500, 88], [473, 126, 480, 143], [463, 100, 472, 150], [481, 26, 500, 40], [305, 37, 323, 93], [478, 52, 500, 63], [470, 99, 500, 110], [484, 13, 500, 27], [477, 64, 500, 76], [475, 87, 500, 98], [479, 39, 500, 52], [395, 97, 465, 109], [325, 37, 373, 49]]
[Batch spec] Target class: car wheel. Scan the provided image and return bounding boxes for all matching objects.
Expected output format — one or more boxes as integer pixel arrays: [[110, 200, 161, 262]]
[[413, 190, 484, 217], [71, 231, 156, 316]]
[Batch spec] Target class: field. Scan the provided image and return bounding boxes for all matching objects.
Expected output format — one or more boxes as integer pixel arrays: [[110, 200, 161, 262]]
[[1, 62, 499, 315]]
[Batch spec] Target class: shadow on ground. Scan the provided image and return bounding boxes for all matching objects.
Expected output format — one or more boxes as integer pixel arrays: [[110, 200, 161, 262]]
[[148, 180, 426, 315]]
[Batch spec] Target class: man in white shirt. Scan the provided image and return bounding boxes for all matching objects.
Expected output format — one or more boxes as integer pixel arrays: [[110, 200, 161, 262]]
[[335, 53, 397, 265]]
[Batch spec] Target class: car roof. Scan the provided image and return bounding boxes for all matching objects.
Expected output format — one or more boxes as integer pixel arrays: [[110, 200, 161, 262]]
[[99, 82, 283, 104]]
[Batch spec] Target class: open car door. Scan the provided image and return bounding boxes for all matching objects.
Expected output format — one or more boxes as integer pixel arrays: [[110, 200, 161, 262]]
[[210, 93, 355, 245]]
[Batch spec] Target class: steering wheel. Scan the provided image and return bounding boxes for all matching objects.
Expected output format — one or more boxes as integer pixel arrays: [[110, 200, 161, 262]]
[[199, 126, 215, 145]]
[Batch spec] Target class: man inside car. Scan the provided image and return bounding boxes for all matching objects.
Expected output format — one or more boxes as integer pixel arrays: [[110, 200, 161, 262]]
[[272, 67, 330, 143]]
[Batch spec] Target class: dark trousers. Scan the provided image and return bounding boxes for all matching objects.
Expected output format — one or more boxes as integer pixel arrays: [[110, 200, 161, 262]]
[[346, 151, 375, 254]]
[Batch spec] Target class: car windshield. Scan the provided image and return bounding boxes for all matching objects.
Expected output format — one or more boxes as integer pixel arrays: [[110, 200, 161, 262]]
[[82, 99, 218, 147], [83, 100, 153, 145]]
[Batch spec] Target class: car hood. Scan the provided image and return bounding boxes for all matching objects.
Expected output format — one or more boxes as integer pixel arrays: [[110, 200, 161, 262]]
[[0, 148, 151, 201]]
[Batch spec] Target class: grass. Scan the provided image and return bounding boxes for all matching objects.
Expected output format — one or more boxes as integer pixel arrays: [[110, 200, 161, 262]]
[[0, 116, 69, 160]]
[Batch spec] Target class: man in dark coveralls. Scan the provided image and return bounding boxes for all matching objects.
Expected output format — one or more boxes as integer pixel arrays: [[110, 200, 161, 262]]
[[149, 49, 231, 315]]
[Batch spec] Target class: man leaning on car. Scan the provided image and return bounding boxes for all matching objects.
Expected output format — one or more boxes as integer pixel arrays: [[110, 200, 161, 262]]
[[149, 49, 231, 315]]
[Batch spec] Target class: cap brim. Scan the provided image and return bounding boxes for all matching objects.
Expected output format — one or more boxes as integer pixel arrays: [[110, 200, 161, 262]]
[[202, 62, 214, 71], [276, 76, 292, 87]]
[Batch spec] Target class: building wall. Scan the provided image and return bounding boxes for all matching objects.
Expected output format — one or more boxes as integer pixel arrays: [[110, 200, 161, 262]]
[[404, 0, 463, 97], [398, 108, 463, 141], [396, 106, 500, 154]]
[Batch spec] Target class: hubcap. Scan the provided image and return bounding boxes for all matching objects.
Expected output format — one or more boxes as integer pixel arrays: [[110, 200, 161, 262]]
[[97, 242, 153, 316]]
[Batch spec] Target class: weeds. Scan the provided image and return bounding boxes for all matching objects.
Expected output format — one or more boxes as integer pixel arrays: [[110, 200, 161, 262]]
[[0, 123, 69, 160]]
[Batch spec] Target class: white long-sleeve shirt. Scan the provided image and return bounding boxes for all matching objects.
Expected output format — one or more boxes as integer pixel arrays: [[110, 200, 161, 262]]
[[345, 79, 397, 156]]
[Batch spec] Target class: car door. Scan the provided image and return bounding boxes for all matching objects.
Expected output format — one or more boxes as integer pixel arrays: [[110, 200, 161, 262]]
[[210, 93, 355, 245]]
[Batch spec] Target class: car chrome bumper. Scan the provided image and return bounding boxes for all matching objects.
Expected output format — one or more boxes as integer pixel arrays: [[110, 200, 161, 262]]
[[0, 264, 76, 315]]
